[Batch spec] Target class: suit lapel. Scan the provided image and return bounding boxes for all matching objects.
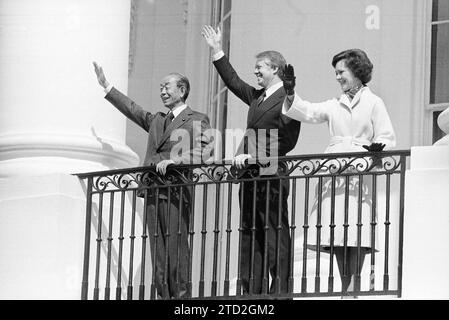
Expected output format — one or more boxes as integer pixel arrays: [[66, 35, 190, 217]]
[[249, 86, 285, 126], [154, 113, 165, 147], [247, 89, 264, 126], [157, 106, 193, 149]]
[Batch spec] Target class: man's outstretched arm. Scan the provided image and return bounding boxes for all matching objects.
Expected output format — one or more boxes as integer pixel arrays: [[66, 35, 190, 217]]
[[92, 61, 152, 131], [201, 25, 256, 106]]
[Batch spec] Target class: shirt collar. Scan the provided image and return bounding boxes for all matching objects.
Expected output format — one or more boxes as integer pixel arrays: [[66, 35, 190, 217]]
[[265, 81, 284, 99], [169, 104, 188, 118]]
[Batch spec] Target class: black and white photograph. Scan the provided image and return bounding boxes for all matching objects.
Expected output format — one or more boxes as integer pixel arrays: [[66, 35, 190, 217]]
[[0, 0, 448, 313]]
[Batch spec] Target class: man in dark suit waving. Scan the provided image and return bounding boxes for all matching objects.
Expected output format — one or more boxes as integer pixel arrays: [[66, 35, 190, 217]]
[[202, 26, 301, 295], [93, 62, 212, 298]]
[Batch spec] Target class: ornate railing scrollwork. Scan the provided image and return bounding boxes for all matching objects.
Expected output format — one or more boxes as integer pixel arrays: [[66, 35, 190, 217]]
[[77, 150, 409, 194]]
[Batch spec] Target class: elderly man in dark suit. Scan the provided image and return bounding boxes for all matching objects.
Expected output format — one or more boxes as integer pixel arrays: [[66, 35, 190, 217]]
[[202, 26, 301, 295], [93, 62, 212, 299]]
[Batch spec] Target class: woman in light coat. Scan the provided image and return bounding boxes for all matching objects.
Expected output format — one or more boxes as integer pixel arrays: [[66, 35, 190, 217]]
[[281, 49, 396, 294]]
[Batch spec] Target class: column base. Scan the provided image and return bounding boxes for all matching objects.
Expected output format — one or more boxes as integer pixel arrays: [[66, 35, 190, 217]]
[[0, 132, 140, 177]]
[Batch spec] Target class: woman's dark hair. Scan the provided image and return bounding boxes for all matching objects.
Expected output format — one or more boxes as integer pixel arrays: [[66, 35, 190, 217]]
[[331, 49, 373, 85]]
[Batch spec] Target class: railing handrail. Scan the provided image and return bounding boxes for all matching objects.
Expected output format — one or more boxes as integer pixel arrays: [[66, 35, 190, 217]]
[[74, 149, 411, 179]]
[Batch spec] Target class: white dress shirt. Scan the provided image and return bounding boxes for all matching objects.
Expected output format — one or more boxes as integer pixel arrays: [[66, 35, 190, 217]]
[[282, 87, 396, 153], [168, 104, 187, 118]]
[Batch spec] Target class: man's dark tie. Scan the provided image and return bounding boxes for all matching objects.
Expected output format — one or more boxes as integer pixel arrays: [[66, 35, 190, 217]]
[[163, 111, 174, 131], [256, 90, 266, 107]]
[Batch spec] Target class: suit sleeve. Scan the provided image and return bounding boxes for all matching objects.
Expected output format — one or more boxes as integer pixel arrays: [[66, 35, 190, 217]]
[[105, 87, 154, 132], [213, 55, 257, 106]]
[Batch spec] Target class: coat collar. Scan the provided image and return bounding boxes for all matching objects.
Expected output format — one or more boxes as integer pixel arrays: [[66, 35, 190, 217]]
[[338, 86, 371, 109]]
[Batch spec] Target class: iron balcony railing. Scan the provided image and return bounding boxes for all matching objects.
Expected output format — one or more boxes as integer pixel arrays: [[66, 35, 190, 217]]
[[75, 150, 410, 300]]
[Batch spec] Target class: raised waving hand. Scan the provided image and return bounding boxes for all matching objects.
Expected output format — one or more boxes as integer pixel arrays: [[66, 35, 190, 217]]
[[283, 64, 296, 96], [201, 25, 222, 54], [92, 61, 110, 89]]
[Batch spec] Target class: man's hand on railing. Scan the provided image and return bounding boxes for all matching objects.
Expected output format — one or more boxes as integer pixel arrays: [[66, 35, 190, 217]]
[[232, 154, 253, 169], [156, 159, 175, 175], [362, 142, 386, 152]]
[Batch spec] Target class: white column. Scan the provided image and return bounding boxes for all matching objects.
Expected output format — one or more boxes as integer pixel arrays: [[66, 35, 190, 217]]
[[0, 0, 138, 299], [402, 145, 449, 299], [0, 0, 139, 177]]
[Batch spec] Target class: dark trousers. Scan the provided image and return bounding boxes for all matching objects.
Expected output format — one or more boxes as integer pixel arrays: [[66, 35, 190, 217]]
[[238, 177, 291, 294], [146, 187, 190, 299]]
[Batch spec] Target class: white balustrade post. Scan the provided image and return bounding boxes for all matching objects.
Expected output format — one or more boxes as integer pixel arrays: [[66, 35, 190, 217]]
[[402, 144, 449, 299]]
